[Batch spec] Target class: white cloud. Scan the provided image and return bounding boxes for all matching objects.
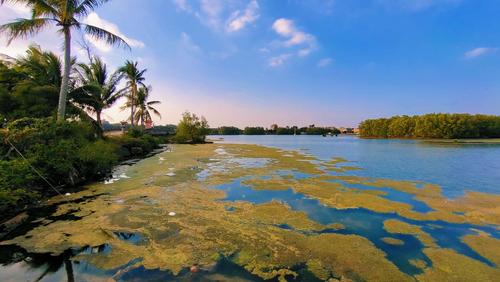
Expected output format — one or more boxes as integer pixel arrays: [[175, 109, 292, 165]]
[[268, 53, 292, 67], [172, 0, 191, 12], [83, 12, 145, 52], [226, 0, 260, 32], [272, 18, 315, 48], [180, 32, 201, 53], [1, 2, 31, 17], [197, 0, 225, 29], [464, 47, 498, 59], [298, 48, 313, 57], [266, 18, 317, 67], [317, 58, 332, 67], [377, 0, 462, 12]]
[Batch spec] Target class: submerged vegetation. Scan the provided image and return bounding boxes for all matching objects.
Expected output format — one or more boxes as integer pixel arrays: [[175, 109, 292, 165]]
[[0, 143, 498, 281], [359, 113, 500, 139]]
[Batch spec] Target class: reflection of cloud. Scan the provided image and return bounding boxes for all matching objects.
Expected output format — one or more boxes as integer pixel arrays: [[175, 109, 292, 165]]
[[83, 12, 145, 52], [226, 0, 259, 32], [464, 47, 497, 59]]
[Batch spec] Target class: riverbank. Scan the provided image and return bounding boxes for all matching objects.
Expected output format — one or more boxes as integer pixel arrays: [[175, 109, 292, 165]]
[[1, 143, 499, 281], [421, 138, 500, 144]]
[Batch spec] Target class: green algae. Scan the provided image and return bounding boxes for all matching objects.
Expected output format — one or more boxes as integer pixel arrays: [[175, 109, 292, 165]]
[[381, 237, 405, 246], [2, 143, 499, 281], [383, 219, 437, 247]]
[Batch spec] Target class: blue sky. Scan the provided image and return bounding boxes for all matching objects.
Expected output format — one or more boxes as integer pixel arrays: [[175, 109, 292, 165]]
[[1, 0, 500, 127]]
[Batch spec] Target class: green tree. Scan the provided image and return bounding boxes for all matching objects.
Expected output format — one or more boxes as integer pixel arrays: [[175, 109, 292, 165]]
[[0, 0, 129, 121], [119, 61, 146, 126], [0, 46, 88, 120], [73, 57, 126, 134], [174, 111, 209, 143]]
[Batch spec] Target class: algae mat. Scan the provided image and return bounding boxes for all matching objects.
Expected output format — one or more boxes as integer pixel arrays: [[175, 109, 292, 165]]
[[1, 143, 499, 281]]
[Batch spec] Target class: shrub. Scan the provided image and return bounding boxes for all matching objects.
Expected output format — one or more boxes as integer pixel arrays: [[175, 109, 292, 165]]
[[0, 159, 39, 211], [174, 111, 209, 143], [78, 140, 119, 179]]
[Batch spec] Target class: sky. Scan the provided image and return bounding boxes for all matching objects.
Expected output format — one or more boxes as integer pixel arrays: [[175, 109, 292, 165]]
[[1, 0, 500, 128]]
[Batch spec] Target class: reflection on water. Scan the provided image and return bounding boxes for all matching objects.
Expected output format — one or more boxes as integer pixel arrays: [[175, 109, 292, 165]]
[[214, 178, 499, 275], [0, 243, 266, 282], [214, 135, 500, 198], [330, 179, 434, 213]]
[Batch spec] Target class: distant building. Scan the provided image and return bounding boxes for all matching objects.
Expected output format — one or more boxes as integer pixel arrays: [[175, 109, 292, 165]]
[[339, 127, 356, 134]]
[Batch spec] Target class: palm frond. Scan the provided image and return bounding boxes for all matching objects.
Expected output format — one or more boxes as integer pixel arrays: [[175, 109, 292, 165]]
[[75, 0, 110, 16], [148, 106, 162, 119], [1, 0, 57, 16], [0, 18, 52, 44], [83, 24, 131, 50], [147, 100, 161, 106]]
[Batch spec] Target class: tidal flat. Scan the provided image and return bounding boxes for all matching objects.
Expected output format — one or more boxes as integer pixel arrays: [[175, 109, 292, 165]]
[[1, 143, 499, 281]]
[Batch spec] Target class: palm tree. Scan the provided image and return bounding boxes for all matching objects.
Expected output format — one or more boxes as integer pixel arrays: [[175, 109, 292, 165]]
[[0, 0, 130, 121], [118, 61, 146, 126], [73, 56, 126, 135], [133, 85, 161, 126]]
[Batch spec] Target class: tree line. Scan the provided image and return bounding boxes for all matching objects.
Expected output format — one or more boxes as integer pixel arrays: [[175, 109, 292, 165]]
[[358, 114, 500, 139], [209, 126, 341, 135]]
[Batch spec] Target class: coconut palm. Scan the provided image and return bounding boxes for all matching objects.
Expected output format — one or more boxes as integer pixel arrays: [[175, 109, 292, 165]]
[[73, 56, 126, 135], [118, 60, 146, 126], [0, 0, 130, 121], [133, 85, 161, 126]]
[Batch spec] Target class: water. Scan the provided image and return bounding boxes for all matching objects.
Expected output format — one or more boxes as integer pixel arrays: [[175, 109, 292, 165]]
[[1, 135, 499, 281], [214, 135, 500, 198], [214, 178, 499, 275]]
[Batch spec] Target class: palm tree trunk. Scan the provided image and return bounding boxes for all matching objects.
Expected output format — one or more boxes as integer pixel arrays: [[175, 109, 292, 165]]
[[96, 110, 102, 128], [57, 27, 71, 122], [96, 110, 103, 138], [130, 82, 137, 126]]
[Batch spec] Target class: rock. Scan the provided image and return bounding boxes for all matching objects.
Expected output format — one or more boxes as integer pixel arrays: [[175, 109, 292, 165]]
[[190, 265, 199, 273], [168, 212, 176, 216]]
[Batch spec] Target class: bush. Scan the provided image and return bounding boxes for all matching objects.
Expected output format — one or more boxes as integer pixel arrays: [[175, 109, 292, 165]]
[[174, 111, 209, 143], [78, 140, 119, 179], [108, 134, 160, 158], [0, 159, 39, 211], [126, 126, 145, 138]]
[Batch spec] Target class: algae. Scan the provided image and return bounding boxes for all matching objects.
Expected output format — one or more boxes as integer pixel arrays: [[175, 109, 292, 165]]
[[1, 143, 499, 281]]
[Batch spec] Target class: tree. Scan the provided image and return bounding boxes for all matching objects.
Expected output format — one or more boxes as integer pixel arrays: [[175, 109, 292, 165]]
[[0, 45, 88, 120], [119, 61, 146, 126], [133, 85, 161, 126], [174, 111, 209, 143], [0, 0, 130, 121], [73, 57, 126, 135]]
